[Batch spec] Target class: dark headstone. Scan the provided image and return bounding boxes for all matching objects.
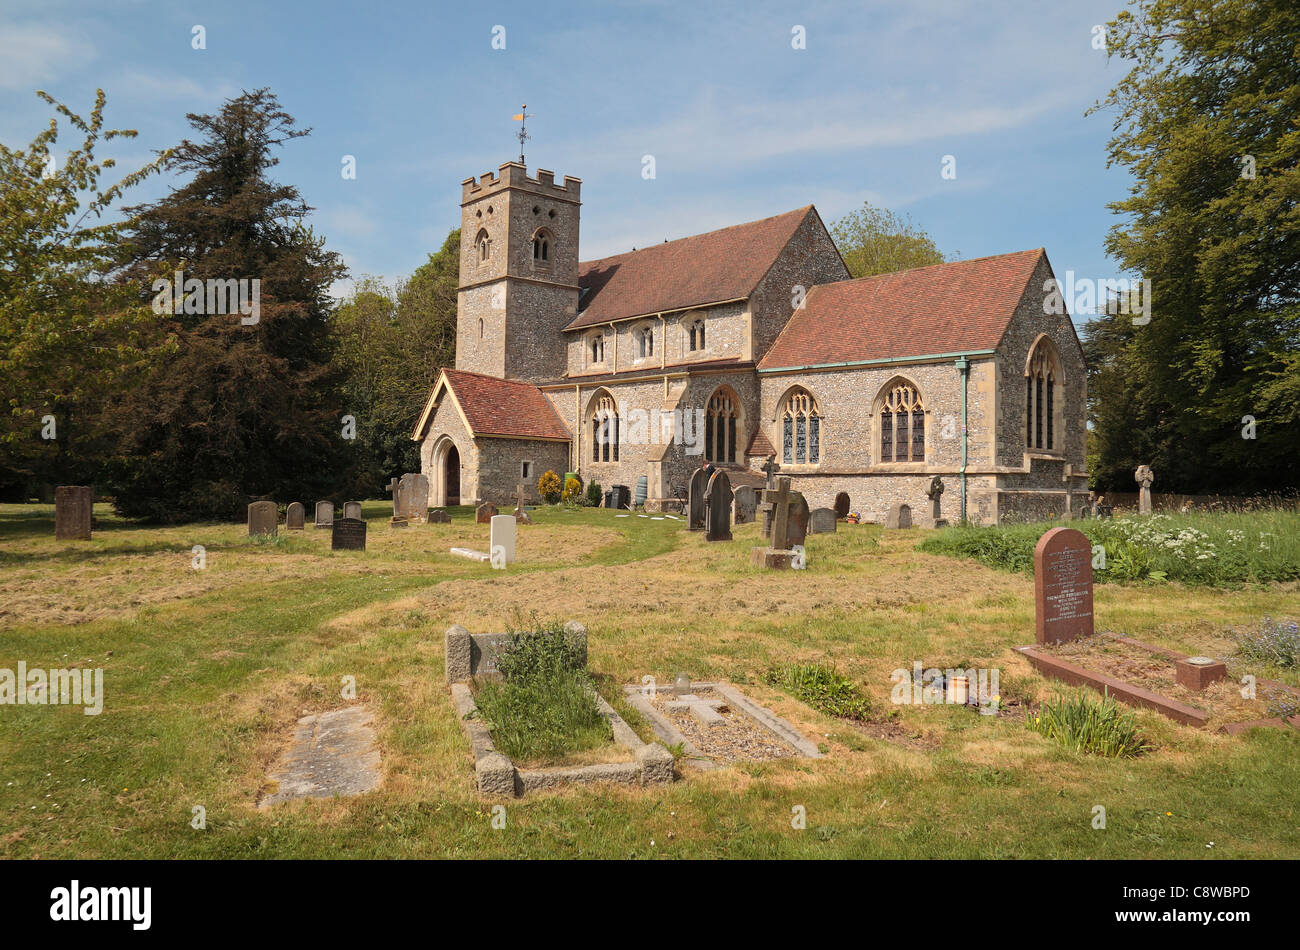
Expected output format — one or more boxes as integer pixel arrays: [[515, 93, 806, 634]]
[[248, 500, 277, 537], [285, 502, 305, 530], [55, 486, 92, 541], [687, 468, 709, 531], [785, 492, 809, 548], [809, 507, 837, 534], [314, 501, 334, 528], [1033, 527, 1093, 645], [733, 485, 758, 524], [429, 509, 451, 524], [476, 502, 498, 524], [343, 501, 362, 520], [884, 503, 912, 529], [704, 470, 733, 542], [833, 492, 850, 520], [332, 517, 367, 551]]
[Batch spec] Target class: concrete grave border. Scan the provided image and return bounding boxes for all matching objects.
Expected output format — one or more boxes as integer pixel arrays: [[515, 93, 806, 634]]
[[623, 681, 823, 766]]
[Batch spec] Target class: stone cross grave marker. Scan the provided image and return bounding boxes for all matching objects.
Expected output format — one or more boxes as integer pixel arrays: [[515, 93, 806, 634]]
[[55, 485, 93, 541], [343, 501, 362, 520], [247, 500, 277, 537], [314, 501, 334, 528], [1034, 527, 1093, 645], [285, 502, 305, 530], [1135, 465, 1155, 515], [513, 483, 532, 524], [663, 693, 727, 729], [704, 470, 733, 542], [332, 517, 367, 551], [733, 485, 757, 524], [926, 476, 945, 526], [687, 467, 709, 531], [761, 455, 780, 489], [767, 477, 792, 549], [809, 507, 837, 534], [476, 501, 498, 524]]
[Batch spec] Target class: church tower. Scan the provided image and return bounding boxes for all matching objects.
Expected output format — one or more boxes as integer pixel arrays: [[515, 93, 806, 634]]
[[455, 162, 582, 383]]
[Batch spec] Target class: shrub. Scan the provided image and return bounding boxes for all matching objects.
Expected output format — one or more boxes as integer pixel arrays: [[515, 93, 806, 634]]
[[537, 470, 561, 504], [585, 480, 602, 507], [561, 476, 581, 506], [1234, 617, 1300, 669], [1025, 690, 1148, 757], [765, 662, 876, 721]]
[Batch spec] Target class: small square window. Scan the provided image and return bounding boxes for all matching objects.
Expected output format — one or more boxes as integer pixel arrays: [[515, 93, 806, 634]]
[[521, 461, 533, 480]]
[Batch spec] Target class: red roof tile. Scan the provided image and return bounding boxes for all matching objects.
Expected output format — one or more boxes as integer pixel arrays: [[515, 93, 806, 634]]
[[746, 429, 775, 458], [758, 249, 1046, 370], [569, 207, 813, 330], [438, 369, 571, 441]]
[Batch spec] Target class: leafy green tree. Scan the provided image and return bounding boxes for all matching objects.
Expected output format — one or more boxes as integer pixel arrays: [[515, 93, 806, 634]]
[[1086, 0, 1300, 494], [830, 201, 946, 278], [105, 89, 347, 521], [0, 90, 171, 499]]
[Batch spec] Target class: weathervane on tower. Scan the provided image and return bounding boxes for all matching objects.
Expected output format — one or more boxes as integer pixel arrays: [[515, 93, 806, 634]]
[[512, 104, 534, 165]]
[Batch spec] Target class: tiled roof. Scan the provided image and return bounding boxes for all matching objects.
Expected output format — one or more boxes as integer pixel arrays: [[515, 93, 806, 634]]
[[746, 429, 775, 458], [437, 369, 571, 441], [758, 249, 1046, 370], [568, 207, 814, 330]]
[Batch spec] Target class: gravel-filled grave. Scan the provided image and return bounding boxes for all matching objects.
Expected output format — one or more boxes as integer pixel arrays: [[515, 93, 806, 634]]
[[649, 684, 797, 761]]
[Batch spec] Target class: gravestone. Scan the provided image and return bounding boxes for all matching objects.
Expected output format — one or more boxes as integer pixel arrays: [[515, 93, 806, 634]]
[[884, 503, 912, 529], [1033, 527, 1093, 645], [476, 502, 498, 524], [285, 502, 305, 530], [1134, 464, 1154, 515], [489, 514, 516, 566], [512, 484, 532, 525], [704, 470, 733, 542], [444, 621, 588, 684], [833, 492, 850, 520], [343, 501, 362, 520], [54, 485, 92, 540], [332, 517, 367, 551], [314, 501, 334, 528], [396, 473, 430, 523], [760, 477, 809, 549], [247, 500, 277, 537], [733, 485, 758, 524], [429, 509, 451, 524], [687, 468, 709, 531], [785, 492, 810, 548], [809, 507, 837, 534]]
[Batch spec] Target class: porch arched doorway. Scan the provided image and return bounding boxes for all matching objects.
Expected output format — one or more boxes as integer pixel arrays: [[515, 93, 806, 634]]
[[432, 437, 461, 507]]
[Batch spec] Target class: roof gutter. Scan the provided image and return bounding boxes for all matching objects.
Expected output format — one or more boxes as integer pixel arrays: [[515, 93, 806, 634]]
[[757, 349, 996, 374]]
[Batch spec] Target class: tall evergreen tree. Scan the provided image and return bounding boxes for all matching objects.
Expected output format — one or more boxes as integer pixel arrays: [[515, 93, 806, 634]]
[[107, 89, 347, 521], [1087, 0, 1300, 494]]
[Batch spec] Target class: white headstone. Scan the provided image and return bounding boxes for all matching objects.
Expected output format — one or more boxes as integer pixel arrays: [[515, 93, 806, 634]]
[[489, 514, 517, 566]]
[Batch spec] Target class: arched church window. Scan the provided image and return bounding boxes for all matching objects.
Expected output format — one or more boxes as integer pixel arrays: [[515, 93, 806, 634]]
[[688, 318, 706, 352], [532, 229, 552, 264], [635, 325, 654, 359], [878, 380, 924, 462], [705, 388, 739, 464], [1026, 338, 1063, 451], [475, 228, 491, 263], [590, 393, 620, 463], [589, 333, 605, 364], [781, 388, 821, 465]]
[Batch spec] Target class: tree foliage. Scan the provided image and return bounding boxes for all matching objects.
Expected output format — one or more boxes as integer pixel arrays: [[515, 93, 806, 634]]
[[1086, 0, 1300, 494], [829, 200, 946, 278]]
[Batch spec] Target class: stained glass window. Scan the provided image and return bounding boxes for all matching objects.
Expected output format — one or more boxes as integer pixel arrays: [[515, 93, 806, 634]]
[[878, 382, 924, 462]]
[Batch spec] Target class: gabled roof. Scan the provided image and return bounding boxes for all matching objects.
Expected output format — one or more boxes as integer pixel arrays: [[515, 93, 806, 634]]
[[567, 206, 814, 330], [758, 249, 1046, 370], [412, 368, 572, 442]]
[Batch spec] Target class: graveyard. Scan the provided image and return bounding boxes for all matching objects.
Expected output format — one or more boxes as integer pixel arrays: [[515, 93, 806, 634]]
[[2, 496, 1298, 859]]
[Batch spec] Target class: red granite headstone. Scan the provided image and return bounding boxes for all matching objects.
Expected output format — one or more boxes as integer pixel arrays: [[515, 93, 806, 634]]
[[1034, 527, 1094, 644]]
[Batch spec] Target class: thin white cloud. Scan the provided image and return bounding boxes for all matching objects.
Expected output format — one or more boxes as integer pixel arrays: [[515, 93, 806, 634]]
[[0, 22, 94, 91]]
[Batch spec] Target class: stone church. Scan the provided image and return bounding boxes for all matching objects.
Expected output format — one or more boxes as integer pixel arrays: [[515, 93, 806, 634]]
[[412, 160, 1089, 524]]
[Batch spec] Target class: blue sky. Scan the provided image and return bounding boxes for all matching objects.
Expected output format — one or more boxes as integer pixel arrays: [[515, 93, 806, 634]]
[[1, 0, 1137, 310]]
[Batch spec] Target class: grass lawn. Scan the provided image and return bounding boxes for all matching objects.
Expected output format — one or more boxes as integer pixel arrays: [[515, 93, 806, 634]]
[[1, 502, 1298, 859]]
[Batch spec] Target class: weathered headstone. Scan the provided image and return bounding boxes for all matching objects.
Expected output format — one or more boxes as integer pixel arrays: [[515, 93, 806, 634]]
[[343, 501, 362, 520], [314, 501, 334, 528], [786, 492, 809, 548], [489, 514, 516, 566], [285, 502, 305, 530], [332, 517, 367, 551], [512, 483, 532, 524], [733, 485, 758, 524], [884, 503, 912, 529], [1135, 464, 1154, 515], [1033, 527, 1093, 645], [758, 477, 808, 549], [396, 473, 430, 523], [704, 470, 733, 542], [54, 485, 92, 541], [444, 621, 588, 684], [833, 492, 850, 520], [476, 501, 498, 524], [248, 500, 277, 537], [429, 509, 451, 524], [687, 468, 709, 531], [809, 507, 837, 534]]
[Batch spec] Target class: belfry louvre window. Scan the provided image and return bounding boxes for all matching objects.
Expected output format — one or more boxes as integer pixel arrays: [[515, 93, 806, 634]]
[[532, 229, 552, 263], [705, 390, 738, 464], [475, 229, 491, 262], [781, 389, 820, 465], [591, 394, 619, 463], [879, 382, 924, 462], [1026, 340, 1061, 451]]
